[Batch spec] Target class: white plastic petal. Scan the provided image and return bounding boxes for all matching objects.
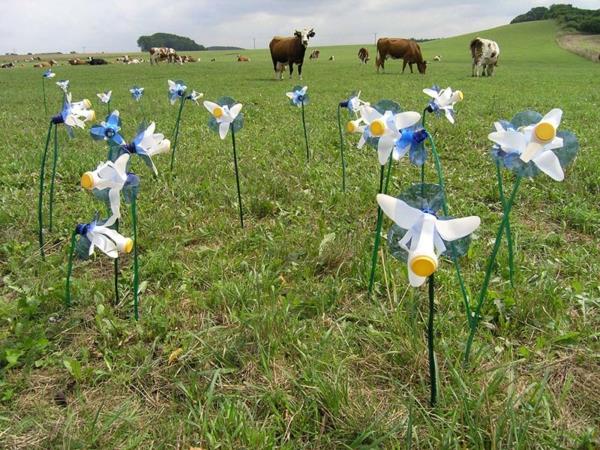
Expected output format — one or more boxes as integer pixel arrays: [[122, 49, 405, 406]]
[[488, 130, 527, 153], [540, 108, 562, 129], [229, 103, 243, 120], [532, 150, 564, 181], [394, 111, 421, 130], [377, 136, 395, 165], [218, 121, 230, 139], [435, 216, 481, 242], [376, 194, 424, 230]]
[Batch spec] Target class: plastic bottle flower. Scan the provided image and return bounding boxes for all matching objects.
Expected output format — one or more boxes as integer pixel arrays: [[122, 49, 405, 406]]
[[423, 86, 463, 124], [204, 96, 245, 227], [43, 69, 55, 79], [97, 90, 112, 104], [392, 125, 429, 165], [488, 109, 570, 181], [121, 122, 171, 175], [51, 93, 95, 137], [357, 105, 421, 165], [286, 86, 308, 107], [80, 153, 131, 225], [339, 91, 367, 114], [204, 99, 243, 139], [130, 86, 144, 101], [90, 110, 125, 145], [75, 218, 133, 259], [187, 90, 204, 105], [56, 80, 69, 93], [378, 192, 480, 287], [168, 80, 187, 105]]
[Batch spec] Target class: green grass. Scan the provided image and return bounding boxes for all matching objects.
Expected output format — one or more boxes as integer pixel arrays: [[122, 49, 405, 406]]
[[1, 20, 599, 448]]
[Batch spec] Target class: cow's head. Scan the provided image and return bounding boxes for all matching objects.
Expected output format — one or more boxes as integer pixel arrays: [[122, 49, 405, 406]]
[[294, 28, 315, 47], [417, 60, 427, 74]]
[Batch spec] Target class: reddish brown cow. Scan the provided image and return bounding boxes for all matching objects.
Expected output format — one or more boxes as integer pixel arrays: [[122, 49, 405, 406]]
[[375, 38, 427, 74], [269, 28, 315, 80], [358, 47, 369, 64], [237, 55, 250, 62]]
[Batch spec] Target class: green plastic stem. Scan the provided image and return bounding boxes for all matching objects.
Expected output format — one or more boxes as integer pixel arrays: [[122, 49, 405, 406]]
[[38, 121, 54, 259], [428, 274, 437, 406], [464, 176, 522, 365], [169, 96, 186, 172], [337, 104, 346, 192], [368, 157, 394, 293], [64, 228, 77, 307], [132, 196, 139, 320], [114, 219, 120, 305], [301, 101, 310, 161], [427, 133, 472, 325], [231, 126, 244, 228], [42, 78, 48, 116], [495, 161, 515, 287], [48, 123, 58, 232]]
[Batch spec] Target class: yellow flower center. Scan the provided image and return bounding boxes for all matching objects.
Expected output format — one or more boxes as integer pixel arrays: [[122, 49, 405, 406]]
[[370, 120, 385, 137], [213, 107, 223, 118], [455, 90, 464, 102], [534, 122, 556, 143], [346, 121, 356, 133], [82, 99, 92, 109], [410, 255, 438, 277], [80, 172, 94, 190], [123, 238, 134, 254]]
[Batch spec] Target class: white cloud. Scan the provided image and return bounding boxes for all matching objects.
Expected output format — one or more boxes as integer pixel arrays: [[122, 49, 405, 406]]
[[0, 0, 597, 53]]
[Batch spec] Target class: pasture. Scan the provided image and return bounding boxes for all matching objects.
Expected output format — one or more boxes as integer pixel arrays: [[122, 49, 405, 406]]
[[1, 20, 599, 448]]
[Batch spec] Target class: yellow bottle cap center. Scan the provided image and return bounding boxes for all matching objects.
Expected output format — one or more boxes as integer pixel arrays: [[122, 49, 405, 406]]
[[213, 107, 223, 118], [534, 122, 556, 143], [89, 110, 96, 121], [370, 120, 385, 137], [81, 172, 94, 190], [346, 121, 356, 133], [123, 238, 134, 254], [82, 99, 92, 108], [456, 90, 464, 101], [410, 255, 438, 277]]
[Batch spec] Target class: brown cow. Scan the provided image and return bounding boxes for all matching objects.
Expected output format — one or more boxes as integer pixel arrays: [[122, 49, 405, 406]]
[[309, 50, 320, 60], [269, 28, 315, 80], [34, 59, 58, 68], [237, 55, 250, 62], [376, 38, 427, 74], [149, 47, 177, 65], [68, 58, 87, 65], [358, 47, 369, 64]]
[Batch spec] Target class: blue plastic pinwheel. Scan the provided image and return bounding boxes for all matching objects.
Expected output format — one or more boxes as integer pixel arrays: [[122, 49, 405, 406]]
[[90, 110, 126, 146]]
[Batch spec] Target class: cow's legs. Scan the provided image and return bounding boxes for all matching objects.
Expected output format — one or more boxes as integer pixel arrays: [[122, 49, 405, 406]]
[[289, 63, 294, 79], [402, 60, 407, 73], [298, 63, 303, 80], [409, 62, 414, 74]]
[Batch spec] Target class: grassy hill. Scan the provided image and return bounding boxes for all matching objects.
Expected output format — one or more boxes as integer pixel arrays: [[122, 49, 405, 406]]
[[1, 20, 599, 448]]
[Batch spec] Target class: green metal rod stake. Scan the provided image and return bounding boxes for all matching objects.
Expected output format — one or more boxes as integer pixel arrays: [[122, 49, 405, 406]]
[[495, 161, 515, 288], [48, 123, 58, 232], [231, 126, 244, 228], [337, 104, 346, 192], [38, 121, 54, 259], [301, 101, 310, 161], [428, 274, 437, 406], [132, 196, 139, 320], [368, 157, 394, 293], [64, 228, 78, 307], [169, 96, 186, 172], [464, 176, 522, 365]]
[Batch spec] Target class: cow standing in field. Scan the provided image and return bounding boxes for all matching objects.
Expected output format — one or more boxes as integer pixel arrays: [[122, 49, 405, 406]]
[[470, 37, 500, 77], [309, 50, 320, 60], [375, 38, 427, 74], [358, 47, 369, 64], [149, 47, 177, 65], [269, 28, 315, 80]]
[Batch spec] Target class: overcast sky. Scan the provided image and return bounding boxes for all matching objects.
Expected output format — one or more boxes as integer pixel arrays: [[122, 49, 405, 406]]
[[1, 0, 597, 53]]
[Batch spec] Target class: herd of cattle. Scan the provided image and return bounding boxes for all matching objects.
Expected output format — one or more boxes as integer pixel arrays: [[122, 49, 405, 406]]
[[1, 30, 500, 78]]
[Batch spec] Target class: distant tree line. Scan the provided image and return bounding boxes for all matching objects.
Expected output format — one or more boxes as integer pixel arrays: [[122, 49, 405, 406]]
[[137, 33, 205, 51], [511, 4, 600, 33]]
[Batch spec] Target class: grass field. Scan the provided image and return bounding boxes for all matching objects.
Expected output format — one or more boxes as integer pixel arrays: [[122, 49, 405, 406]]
[[1, 19, 599, 448]]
